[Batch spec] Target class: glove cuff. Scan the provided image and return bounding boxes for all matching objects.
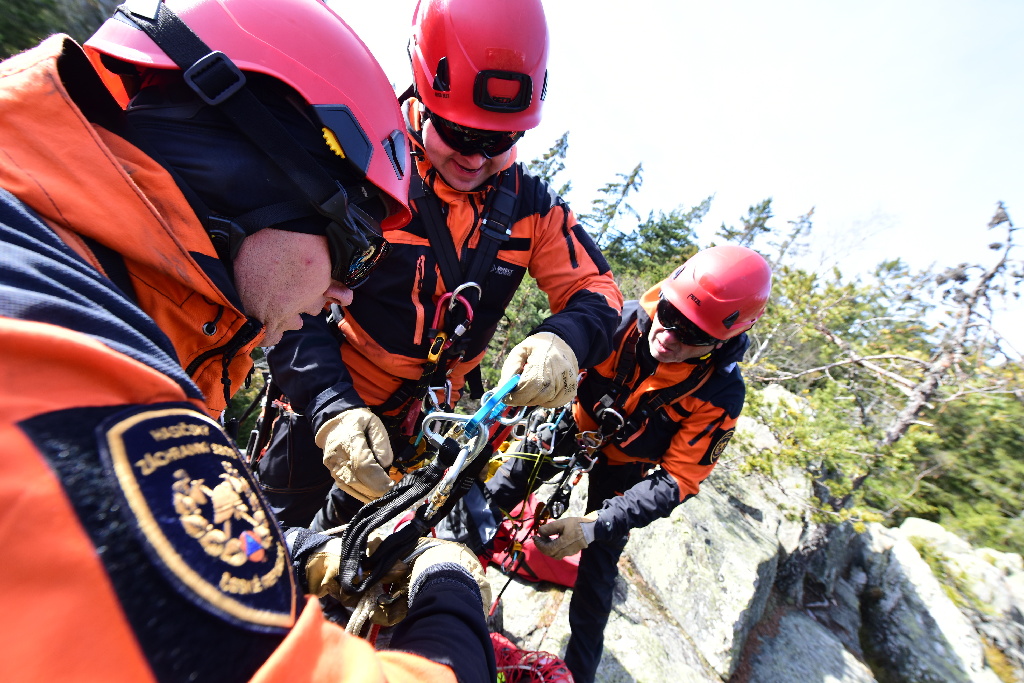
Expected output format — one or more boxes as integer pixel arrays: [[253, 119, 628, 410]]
[[284, 527, 335, 593], [314, 412, 346, 449]]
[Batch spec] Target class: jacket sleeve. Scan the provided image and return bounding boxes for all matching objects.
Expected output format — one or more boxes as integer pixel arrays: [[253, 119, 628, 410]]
[[658, 377, 743, 501], [592, 467, 684, 541], [267, 312, 365, 434], [525, 194, 623, 369], [389, 564, 497, 683]]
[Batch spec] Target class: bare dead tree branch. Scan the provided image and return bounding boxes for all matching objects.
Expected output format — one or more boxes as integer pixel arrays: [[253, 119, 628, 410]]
[[883, 206, 1017, 446], [749, 353, 929, 386]]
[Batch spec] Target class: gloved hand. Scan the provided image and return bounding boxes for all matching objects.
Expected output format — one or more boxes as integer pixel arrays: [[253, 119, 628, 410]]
[[498, 332, 579, 408], [408, 538, 492, 617], [303, 528, 412, 627], [316, 408, 394, 503], [305, 537, 344, 600], [533, 512, 600, 560]]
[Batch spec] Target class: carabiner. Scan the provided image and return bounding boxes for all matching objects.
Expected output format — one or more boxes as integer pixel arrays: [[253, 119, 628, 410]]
[[450, 282, 481, 307], [597, 406, 626, 439], [431, 293, 452, 330], [422, 381, 452, 414]]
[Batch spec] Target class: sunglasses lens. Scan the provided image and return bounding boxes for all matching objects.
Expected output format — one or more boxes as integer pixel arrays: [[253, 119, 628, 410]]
[[428, 110, 523, 157], [328, 204, 391, 288], [656, 296, 721, 346]]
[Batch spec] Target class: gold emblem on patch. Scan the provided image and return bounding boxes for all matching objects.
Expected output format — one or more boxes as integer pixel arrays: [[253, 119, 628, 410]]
[[100, 406, 296, 632], [709, 429, 734, 463]]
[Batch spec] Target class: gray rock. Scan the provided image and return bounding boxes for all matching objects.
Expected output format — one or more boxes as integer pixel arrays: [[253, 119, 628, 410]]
[[860, 523, 1003, 683], [477, 408, 1022, 683], [740, 609, 877, 683]]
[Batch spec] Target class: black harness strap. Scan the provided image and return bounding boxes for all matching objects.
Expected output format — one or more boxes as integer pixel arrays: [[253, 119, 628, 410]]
[[413, 177, 463, 293], [115, 1, 357, 248], [463, 169, 519, 309], [617, 363, 714, 445], [611, 326, 642, 388], [377, 166, 520, 424]]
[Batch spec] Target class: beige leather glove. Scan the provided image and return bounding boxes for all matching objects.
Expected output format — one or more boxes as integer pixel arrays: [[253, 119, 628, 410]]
[[498, 332, 579, 408], [408, 538, 492, 617], [340, 537, 492, 628], [316, 408, 394, 503], [305, 537, 344, 600], [533, 512, 600, 560], [304, 530, 412, 628]]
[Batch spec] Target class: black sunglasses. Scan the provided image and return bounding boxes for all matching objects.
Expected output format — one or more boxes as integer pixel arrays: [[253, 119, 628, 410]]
[[426, 109, 524, 158], [656, 294, 723, 347], [326, 200, 391, 288]]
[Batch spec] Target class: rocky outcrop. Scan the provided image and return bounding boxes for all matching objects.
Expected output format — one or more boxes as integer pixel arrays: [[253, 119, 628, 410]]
[[486, 415, 1024, 683]]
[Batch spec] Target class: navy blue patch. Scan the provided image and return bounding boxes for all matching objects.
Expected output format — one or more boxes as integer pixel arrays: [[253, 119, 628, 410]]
[[701, 428, 734, 466], [98, 406, 296, 632]]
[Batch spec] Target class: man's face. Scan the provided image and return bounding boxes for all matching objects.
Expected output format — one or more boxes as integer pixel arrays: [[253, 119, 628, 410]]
[[232, 229, 352, 346], [648, 313, 722, 363], [421, 117, 515, 192]]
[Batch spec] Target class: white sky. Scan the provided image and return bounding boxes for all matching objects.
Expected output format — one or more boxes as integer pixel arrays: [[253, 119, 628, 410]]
[[331, 0, 1024, 355]]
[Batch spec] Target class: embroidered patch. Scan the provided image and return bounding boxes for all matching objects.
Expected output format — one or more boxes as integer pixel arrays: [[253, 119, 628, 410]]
[[98, 406, 296, 632], [702, 428, 735, 466]]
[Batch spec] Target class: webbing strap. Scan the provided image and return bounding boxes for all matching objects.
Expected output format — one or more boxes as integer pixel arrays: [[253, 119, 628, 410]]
[[414, 177, 463, 293], [610, 326, 642, 388], [464, 168, 519, 306]]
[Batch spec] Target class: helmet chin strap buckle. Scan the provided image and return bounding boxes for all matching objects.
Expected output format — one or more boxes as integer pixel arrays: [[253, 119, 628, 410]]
[[206, 215, 247, 262], [184, 51, 247, 106]]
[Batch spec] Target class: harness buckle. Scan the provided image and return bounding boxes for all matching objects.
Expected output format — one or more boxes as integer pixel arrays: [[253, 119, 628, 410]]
[[596, 406, 625, 439]]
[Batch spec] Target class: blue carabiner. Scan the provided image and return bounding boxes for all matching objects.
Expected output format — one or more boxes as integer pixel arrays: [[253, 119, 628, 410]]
[[464, 373, 520, 437]]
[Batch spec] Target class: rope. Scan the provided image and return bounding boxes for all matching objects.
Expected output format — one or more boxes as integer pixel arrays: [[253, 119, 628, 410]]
[[345, 583, 386, 637], [491, 633, 574, 683]]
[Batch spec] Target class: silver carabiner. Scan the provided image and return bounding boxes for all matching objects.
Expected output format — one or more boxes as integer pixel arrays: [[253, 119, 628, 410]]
[[598, 407, 625, 438], [449, 282, 481, 309]]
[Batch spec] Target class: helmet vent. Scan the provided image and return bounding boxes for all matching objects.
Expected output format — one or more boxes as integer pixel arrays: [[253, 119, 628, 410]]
[[432, 57, 450, 92], [722, 311, 740, 329]]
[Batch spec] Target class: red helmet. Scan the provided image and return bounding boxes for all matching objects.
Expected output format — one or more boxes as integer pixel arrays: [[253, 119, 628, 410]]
[[661, 246, 773, 340], [409, 0, 549, 132], [85, 0, 411, 232]]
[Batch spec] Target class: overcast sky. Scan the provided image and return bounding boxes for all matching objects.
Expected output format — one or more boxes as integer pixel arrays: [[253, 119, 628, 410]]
[[332, 0, 1024, 355]]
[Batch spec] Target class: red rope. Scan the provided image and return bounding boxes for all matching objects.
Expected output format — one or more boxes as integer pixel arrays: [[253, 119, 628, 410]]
[[491, 632, 574, 682]]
